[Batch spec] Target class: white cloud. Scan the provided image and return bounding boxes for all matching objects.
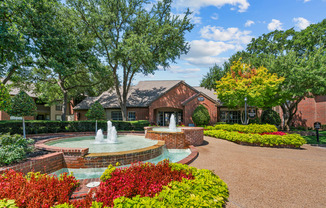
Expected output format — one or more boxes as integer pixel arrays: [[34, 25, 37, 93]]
[[166, 65, 201, 74], [293, 17, 311, 30], [200, 25, 253, 44], [181, 39, 234, 66], [211, 13, 219, 20], [303, 0, 311, 2], [267, 19, 283, 31], [245, 20, 255, 27], [173, 0, 250, 13]]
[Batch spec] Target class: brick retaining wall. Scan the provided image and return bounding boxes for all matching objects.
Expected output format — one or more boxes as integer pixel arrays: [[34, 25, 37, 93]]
[[0, 152, 64, 175]]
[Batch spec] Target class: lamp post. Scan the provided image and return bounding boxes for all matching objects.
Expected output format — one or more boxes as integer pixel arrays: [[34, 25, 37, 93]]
[[244, 97, 247, 125]]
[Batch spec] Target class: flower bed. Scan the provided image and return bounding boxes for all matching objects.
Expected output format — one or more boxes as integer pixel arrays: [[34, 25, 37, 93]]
[[0, 161, 229, 208], [72, 161, 229, 207], [206, 124, 277, 134], [0, 170, 79, 208], [205, 130, 306, 148]]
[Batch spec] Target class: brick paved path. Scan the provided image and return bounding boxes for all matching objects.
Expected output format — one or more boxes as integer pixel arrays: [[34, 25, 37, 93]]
[[190, 136, 326, 208]]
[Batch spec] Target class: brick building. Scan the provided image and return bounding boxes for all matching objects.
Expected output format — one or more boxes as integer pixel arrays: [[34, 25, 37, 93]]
[[274, 95, 326, 128], [74, 80, 220, 126], [0, 83, 75, 121]]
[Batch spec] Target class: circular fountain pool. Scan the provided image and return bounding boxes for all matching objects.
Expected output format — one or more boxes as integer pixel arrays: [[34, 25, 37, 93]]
[[46, 135, 158, 153]]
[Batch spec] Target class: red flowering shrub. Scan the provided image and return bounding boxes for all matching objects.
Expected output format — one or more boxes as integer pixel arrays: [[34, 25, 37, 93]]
[[260, 131, 287, 136], [95, 160, 194, 207], [0, 170, 79, 208], [238, 131, 287, 136]]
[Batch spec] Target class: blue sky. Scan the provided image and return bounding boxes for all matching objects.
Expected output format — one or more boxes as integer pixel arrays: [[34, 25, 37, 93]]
[[134, 0, 326, 86]]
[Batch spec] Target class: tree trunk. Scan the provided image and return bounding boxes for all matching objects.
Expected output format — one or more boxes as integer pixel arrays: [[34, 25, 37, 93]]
[[121, 102, 127, 121], [61, 92, 68, 121], [280, 104, 290, 131], [22, 117, 26, 138]]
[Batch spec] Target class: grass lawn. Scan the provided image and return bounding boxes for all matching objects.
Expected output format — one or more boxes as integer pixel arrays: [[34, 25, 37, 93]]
[[303, 131, 326, 144]]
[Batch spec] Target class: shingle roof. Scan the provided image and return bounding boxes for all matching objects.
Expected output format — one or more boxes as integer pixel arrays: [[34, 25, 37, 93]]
[[74, 80, 182, 110], [2, 80, 37, 98], [74, 81, 221, 110]]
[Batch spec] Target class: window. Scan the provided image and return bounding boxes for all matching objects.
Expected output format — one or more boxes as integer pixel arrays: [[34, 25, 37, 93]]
[[55, 105, 62, 111], [220, 111, 241, 124], [55, 114, 61, 121], [128, 112, 136, 121], [111, 111, 123, 121]]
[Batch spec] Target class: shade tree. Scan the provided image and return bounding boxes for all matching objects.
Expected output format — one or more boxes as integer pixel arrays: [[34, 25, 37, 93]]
[[69, 0, 194, 121]]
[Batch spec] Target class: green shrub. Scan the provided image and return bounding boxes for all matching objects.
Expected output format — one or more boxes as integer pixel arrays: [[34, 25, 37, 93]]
[[261, 109, 281, 126], [113, 163, 229, 208], [204, 130, 306, 148], [100, 164, 116, 182], [0, 133, 34, 166], [85, 101, 105, 120], [206, 123, 277, 134], [0, 199, 18, 208], [0, 120, 150, 135], [192, 105, 211, 126]]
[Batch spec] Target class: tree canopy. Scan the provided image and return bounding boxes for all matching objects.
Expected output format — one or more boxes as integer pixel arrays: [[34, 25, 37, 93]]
[[200, 65, 226, 90], [215, 59, 284, 109], [7, 0, 112, 120], [69, 0, 194, 120]]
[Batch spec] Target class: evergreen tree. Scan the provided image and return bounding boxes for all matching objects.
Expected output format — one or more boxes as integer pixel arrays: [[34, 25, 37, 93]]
[[86, 101, 105, 133], [8, 91, 37, 138], [192, 105, 211, 126], [0, 83, 11, 111]]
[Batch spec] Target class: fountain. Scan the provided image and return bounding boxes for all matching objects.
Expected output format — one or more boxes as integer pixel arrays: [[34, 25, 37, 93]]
[[94, 129, 104, 144], [168, 114, 177, 132], [144, 113, 204, 148], [106, 121, 118, 143], [93, 121, 118, 144]]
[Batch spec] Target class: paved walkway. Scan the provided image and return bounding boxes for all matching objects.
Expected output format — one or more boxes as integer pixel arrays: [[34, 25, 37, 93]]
[[190, 136, 326, 208]]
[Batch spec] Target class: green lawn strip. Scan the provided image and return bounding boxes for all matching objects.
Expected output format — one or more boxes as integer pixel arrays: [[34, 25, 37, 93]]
[[303, 131, 326, 144]]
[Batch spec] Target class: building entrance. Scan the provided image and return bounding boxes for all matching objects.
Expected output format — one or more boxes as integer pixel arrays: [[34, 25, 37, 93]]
[[157, 111, 183, 126]]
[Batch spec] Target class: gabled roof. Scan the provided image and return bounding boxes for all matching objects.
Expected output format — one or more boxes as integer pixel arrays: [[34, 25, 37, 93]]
[[1, 80, 37, 98], [74, 80, 221, 110], [74, 80, 182, 110]]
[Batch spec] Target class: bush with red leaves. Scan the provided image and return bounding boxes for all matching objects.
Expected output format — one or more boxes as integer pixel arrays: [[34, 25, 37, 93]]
[[94, 160, 194, 207], [0, 170, 79, 208], [260, 131, 287, 136]]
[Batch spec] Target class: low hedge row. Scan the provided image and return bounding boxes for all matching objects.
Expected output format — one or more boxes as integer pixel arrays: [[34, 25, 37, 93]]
[[0, 120, 149, 135], [206, 123, 278, 134], [204, 130, 306, 148]]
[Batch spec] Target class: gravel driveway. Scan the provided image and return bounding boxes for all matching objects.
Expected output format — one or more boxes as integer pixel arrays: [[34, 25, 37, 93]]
[[190, 136, 326, 208]]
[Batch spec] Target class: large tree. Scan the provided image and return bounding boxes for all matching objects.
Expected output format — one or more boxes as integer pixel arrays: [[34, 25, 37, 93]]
[[200, 64, 226, 90], [69, 0, 193, 120], [231, 20, 326, 130], [0, 1, 33, 85], [215, 59, 284, 124], [10, 0, 110, 120]]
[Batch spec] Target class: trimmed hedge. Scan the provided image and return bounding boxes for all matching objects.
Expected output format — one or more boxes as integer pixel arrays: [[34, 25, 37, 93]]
[[206, 123, 278, 134], [204, 130, 306, 148], [0, 120, 150, 135]]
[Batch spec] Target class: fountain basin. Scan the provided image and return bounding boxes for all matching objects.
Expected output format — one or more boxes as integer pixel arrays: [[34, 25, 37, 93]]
[[35, 133, 165, 168], [144, 127, 204, 149]]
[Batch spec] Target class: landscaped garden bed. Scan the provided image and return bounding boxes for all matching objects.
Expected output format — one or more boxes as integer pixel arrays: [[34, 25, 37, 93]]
[[204, 124, 306, 148], [0, 161, 229, 207]]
